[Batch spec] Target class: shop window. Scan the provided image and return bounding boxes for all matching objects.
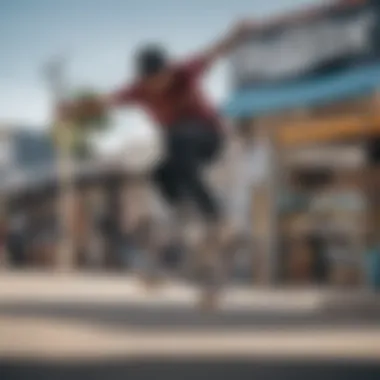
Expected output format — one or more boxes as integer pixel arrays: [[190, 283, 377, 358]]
[[292, 169, 334, 191], [366, 138, 380, 166]]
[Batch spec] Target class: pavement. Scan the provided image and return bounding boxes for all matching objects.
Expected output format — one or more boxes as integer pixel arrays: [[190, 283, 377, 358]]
[[1, 271, 380, 379]]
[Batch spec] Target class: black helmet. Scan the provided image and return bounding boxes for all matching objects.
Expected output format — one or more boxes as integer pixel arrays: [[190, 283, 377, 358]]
[[135, 44, 168, 78]]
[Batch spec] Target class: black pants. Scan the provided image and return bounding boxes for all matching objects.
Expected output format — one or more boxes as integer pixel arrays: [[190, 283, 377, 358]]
[[153, 119, 223, 222]]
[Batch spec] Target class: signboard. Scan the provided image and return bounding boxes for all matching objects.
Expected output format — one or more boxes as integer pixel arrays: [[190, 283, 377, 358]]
[[231, 1, 380, 88]]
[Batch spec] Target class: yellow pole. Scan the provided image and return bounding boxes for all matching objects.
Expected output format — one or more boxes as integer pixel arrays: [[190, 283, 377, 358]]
[[45, 58, 75, 271], [55, 122, 76, 270]]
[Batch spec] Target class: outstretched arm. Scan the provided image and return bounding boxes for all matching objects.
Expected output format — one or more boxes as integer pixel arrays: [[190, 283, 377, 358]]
[[181, 20, 256, 77], [57, 83, 140, 122], [106, 83, 141, 108], [202, 21, 256, 65]]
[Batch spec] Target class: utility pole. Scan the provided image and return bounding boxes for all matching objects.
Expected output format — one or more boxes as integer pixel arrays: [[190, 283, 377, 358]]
[[44, 56, 76, 270]]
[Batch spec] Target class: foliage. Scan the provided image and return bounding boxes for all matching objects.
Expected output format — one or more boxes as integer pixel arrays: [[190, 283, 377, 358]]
[[51, 88, 111, 158], [70, 88, 110, 132]]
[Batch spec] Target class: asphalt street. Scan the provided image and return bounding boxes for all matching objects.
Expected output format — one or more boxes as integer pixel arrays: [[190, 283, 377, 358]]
[[2, 358, 380, 380]]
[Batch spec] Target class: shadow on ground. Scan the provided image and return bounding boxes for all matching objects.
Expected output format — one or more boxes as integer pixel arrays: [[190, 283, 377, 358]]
[[1, 301, 380, 331]]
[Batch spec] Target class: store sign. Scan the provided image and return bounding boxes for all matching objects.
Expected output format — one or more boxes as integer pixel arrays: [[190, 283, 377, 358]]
[[231, 1, 380, 88]]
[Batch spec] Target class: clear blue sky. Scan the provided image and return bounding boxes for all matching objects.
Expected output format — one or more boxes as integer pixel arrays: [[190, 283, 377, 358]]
[[0, 0, 324, 150]]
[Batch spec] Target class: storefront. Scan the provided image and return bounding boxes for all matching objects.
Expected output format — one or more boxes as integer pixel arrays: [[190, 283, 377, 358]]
[[224, 0, 380, 286], [1, 160, 152, 270]]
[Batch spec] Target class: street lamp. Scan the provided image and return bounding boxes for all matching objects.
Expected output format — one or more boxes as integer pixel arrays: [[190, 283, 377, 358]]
[[43, 56, 76, 271]]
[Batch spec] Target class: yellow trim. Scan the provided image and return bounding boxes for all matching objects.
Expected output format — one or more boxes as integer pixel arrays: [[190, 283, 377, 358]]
[[278, 113, 380, 147]]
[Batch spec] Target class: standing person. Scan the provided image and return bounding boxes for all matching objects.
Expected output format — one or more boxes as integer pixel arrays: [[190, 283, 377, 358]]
[[228, 122, 258, 243], [6, 212, 27, 268], [224, 121, 266, 280], [0, 214, 8, 269], [58, 21, 255, 307]]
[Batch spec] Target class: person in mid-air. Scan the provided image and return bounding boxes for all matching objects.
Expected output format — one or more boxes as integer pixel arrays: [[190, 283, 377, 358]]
[[59, 21, 255, 308]]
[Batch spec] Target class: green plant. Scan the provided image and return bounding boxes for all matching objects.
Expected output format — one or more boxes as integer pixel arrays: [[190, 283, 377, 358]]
[[51, 88, 111, 158]]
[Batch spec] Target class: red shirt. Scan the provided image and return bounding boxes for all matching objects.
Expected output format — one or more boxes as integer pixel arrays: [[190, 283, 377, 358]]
[[110, 55, 220, 129]]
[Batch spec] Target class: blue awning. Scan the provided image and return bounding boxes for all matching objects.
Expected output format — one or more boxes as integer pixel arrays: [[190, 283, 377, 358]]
[[223, 63, 380, 118]]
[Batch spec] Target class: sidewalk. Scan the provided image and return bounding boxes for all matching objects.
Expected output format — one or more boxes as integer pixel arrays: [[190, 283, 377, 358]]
[[0, 271, 332, 313], [1, 271, 379, 361], [0, 271, 379, 313]]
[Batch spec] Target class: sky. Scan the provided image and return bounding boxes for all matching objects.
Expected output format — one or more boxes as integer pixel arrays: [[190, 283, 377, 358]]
[[0, 0, 325, 153]]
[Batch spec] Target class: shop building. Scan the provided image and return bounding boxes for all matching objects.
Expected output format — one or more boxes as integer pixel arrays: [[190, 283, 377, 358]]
[[224, 0, 380, 286]]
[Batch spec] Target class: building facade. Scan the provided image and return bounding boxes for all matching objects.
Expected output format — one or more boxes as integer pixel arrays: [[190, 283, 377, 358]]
[[224, 0, 380, 287]]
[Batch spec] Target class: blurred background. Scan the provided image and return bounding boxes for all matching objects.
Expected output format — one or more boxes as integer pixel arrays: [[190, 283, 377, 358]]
[[1, 0, 380, 379]]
